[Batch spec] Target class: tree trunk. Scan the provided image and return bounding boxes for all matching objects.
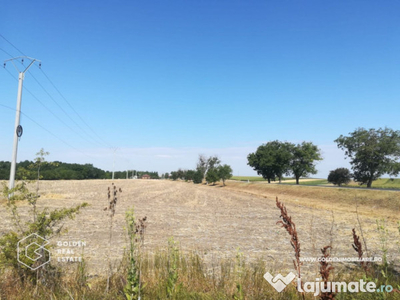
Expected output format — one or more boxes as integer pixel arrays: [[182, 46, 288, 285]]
[[296, 177, 299, 185], [279, 176, 282, 184], [268, 178, 271, 183], [367, 178, 373, 188]]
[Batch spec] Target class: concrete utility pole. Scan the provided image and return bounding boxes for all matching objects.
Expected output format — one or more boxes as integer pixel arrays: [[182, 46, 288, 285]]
[[111, 147, 118, 180], [5, 56, 41, 194]]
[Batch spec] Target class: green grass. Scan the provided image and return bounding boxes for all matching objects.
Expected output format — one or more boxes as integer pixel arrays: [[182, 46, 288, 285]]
[[233, 177, 400, 189], [279, 179, 328, 185], [231, 176, 291, 182], [345, 178, 400, 189], [297, 179, 328, 185], [231, 176, 266, 181]]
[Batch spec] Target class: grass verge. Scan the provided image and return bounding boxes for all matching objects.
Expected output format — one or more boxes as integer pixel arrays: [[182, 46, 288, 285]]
[[1, 245, 399, 299]]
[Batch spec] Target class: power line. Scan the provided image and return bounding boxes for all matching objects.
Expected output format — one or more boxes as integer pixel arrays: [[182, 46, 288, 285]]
[[0, 47, 13, 58], [28, 70, 105, 147], [0, 34, 26, 56], [39, 67, 113, 148], [0, 103, 99, 161], [1, 35, 119, 168], [3, 67, 100, 147], [1, 34, 112, 148]]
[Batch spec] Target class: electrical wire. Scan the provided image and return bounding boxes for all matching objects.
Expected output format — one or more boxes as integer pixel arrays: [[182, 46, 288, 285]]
[[0, 47, 14, 58], [1, 34, 118, 163], [3, 67, 100, 148], [0, 103, 98, 161], [1, 34, 112, 148], [27, 70, 105, 147], [0, 34, 26, 56], [39, 68, 113, 148]]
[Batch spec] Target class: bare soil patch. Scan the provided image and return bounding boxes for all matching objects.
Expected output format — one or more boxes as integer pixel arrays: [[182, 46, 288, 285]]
[[1, 179, 399, 279]]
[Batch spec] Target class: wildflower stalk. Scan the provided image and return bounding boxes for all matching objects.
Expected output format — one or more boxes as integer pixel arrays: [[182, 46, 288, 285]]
[[276, 197, 305, 300]]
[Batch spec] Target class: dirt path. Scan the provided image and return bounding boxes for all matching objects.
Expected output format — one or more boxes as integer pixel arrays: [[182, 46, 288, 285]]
[[1, 180, 398, 279]]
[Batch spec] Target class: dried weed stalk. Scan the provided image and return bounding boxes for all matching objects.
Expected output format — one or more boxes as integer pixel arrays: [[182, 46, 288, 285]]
[[105, 183, 122, 216], [355, 198, 369, 257], [276, 197, 305, 300], [352, 228, 370, 275], [105, 183, 122, 292], [319, 246, 335, 300]]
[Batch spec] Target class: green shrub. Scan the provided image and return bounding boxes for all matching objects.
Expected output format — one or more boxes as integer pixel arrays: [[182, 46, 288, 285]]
[[327, 167, 352, 186]]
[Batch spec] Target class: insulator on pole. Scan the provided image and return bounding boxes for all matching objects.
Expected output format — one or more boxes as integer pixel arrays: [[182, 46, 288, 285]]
[[5, 55, 41, 197]]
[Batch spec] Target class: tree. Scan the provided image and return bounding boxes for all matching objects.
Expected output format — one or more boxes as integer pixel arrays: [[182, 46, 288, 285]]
[[196, 155, 208, 178], [327, 168, 352, 186], [271, 142, 293, 183], [170, 171, 179, 181], [205, 168, 219, 185], [247, 152, 275, 183], [217, 164, 232, 186], [247, 141, 292, 183], [184, 170, 196, 181], [289, 142, 322, 184], [176, 169, 185, 180], [196, 155, 220, 179], [192, 170, 203, 184], [335, 127, 400, 188]]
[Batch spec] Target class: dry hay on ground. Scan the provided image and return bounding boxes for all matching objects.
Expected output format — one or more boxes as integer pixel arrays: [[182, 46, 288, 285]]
[[1, 179, 399, 279]]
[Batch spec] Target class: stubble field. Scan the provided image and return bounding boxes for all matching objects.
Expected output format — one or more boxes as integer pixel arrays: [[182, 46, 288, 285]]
[[1, 179, 399, 280]]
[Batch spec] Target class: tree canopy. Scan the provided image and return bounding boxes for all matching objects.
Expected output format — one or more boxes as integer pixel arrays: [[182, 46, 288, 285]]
[[335, 127, 400, 187], [170, 155, 233, 185], [289, 142, 322, 184], [196, 155, 220, 179], [248, 141, 322, 184], [205, 168, 219, 185], [327, 167, 352, 186], [217, 164, 233, 186], [0, 160, 159, 180], [247, 141, 292, 183]]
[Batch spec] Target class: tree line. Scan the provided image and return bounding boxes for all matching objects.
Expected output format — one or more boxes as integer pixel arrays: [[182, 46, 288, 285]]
[[168, 155, 233, 185], [0, 160, 159, 180], [115, 170, 160, 179], [248, 127, 400, 187], [1, 127, 398, 187], [248, 141, 322, 184]]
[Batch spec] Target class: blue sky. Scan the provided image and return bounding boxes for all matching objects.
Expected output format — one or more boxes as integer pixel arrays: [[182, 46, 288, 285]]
[[1, 1, 400, 177]]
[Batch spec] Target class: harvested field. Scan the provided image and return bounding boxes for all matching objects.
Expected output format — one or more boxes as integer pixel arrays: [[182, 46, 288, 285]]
[[1, 179, 399, 280]]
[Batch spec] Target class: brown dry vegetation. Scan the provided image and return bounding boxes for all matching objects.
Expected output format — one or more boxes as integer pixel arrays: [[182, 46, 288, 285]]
[[1, 179, 399, 281], [225, 180, 400, 219]]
